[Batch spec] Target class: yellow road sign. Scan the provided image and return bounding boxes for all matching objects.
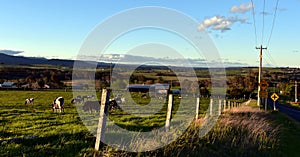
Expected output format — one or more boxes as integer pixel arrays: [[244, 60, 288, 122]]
[[259, 90, 268, 98], [271, 93, 279, 101]]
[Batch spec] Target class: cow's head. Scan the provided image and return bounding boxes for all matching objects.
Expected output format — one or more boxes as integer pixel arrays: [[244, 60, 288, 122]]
[[52, 102, 59, 109]]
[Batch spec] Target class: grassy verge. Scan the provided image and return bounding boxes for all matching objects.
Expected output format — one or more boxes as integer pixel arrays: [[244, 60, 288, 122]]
[[93, 101, 284, 156], [247, 99, 300, 157], [270, 110, 300, 157]]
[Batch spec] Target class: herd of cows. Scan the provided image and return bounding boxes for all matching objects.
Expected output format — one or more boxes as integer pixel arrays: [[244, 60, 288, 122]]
[[24, 94, 125, 113]]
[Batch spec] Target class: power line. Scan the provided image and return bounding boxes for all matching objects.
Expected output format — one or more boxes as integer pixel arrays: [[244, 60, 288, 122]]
[[261, 0, 266, 44], [264, 52, 272, 66], [267, 0, 279, 47], [249, 0, 279, 69], [250, 0, 258, 46], [266, 49, 278, 67]]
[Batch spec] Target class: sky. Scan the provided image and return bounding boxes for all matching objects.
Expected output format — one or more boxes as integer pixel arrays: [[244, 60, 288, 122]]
[[0, 0, 299, 67]]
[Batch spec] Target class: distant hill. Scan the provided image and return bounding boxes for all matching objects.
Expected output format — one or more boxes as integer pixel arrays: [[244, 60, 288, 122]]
[[0, 53, 188, 69], [0, 53, 72, 66], [0, 53, 111, 67]]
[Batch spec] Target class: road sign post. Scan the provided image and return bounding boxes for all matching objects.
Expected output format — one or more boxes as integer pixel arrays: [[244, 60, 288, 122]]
[[259, 80, 269, 110], [259, 91, 268, 98], [265, 98, 268, 111], [271, 93, 279, 111]]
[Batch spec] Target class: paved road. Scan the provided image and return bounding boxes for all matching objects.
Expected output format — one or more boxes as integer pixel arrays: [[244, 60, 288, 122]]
[[266, 98, 300, 122]]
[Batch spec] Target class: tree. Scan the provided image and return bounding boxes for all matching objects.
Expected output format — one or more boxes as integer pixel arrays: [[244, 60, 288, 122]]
[[37, 79, 45, 88], [154, 76, 164, 84], [26, 75, 36, 83]]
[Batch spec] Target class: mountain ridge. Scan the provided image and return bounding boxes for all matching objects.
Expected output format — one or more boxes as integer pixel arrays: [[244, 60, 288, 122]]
[[0, 53, 112, 67]]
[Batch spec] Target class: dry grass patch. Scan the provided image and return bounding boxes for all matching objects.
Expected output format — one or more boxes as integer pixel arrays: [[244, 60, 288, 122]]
[[219, 106, 281, 151], [90, 105, 282, 157]]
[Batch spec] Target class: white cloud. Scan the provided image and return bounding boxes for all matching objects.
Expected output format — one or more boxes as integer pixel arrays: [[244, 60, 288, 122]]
[[198, 16, 247, 32], [230, 2, 253, 14], [77, 54, 248, 67]]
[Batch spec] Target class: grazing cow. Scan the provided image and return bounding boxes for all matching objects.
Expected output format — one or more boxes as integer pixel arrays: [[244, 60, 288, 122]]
[[109, 100, 121, 110], [25, 98, 34, 105], [52, 97, 64, 113], [82, 101, 100, 113], [82, 100, 121, 113], [71, 97, 84, 104]]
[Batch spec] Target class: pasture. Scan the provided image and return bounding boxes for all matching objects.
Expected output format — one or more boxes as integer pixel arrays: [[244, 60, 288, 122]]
[[0, 90, 210, 156], [0, 90, 94, 156], [1, 90, 294, 156]]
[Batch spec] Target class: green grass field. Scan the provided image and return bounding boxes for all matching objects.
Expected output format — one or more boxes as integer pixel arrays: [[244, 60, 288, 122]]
[[1, 91, 300, 156], [0, 90, 93, 156], [0, 90, 209, 156]]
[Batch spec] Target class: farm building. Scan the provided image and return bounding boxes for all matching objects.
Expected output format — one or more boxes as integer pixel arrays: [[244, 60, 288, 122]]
[[126, 83, 170, 94], [72, 84, 84, 90], [171, 89, 181, 95], [1, 82, 18, 88]]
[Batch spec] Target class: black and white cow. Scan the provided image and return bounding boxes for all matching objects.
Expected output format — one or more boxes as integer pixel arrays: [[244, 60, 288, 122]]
[[25, 98, 34, 105], [52, 97, 64, 113], [108, 99, 121, 110]]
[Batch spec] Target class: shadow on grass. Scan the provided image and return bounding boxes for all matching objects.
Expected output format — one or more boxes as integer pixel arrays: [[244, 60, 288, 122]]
[[0, 132, 94, 157]]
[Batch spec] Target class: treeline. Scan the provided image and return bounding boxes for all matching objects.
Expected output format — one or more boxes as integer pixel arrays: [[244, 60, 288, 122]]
[[0, 66, 299, 100], [0, 67, 110, 89], [226, 68, 300, 100]]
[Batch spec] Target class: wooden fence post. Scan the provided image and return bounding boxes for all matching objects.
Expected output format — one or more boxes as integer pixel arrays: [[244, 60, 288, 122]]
[[165, 94, 173, 132], [210, 98, 213, 115], [223, 100, 226, 110], [228, 101, 231, 109], [218, 99, 222, 115], [195, 97, 200, 120], [95, 89, 110, 151]]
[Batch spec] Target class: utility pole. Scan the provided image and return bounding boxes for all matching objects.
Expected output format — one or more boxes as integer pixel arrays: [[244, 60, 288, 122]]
[[294, 69, 298, 103], [296, 80, 298, 103], [110, 62, 112, 87], [256, 45, 267, 107]]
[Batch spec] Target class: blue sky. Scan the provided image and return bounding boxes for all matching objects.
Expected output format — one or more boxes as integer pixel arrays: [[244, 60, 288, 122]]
[[0, 0, 299, 67]]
